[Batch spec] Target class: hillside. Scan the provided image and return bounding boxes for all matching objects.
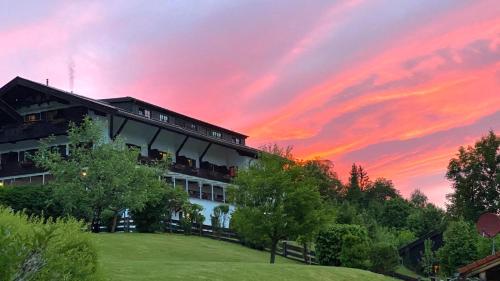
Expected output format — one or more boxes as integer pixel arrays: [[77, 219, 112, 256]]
[[94, 233, 395, 281]]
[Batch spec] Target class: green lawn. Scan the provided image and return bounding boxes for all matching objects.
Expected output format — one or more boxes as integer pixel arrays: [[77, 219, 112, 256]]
[[94, 233, 395, 281]]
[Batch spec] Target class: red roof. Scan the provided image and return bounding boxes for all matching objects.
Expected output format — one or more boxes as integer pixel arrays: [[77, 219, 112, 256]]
[[458, 251, 500, 276]]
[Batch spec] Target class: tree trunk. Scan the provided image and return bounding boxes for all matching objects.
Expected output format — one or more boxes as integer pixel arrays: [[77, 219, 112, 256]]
[[302, 242, 310, 264], [110, 212, 119, 233], [270, 239, 278, 264]]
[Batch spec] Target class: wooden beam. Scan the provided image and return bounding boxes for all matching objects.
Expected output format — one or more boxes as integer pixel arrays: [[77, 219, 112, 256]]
[[113, 118, 128, 139], [148, 127, 162, 150], [199, 143, 212, 164], [176, 136, 189, 157]]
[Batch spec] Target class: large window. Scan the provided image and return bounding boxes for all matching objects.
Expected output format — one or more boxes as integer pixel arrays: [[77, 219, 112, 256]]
[[232, 137, 241, 144]]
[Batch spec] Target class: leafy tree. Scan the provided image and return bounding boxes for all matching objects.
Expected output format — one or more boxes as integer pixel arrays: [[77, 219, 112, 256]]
[[437, 220, 478, 275], [446, 131, 499, 221], [33, 117, 166, 232], [164, 187, 189, 233], [410, 189, 428, 208], [420, 239, 436, 277], [380, 198, 412, 229], [303, 159, 343, 202], [394, 229, 417, 248], [180, 202, 204, 235], [365, 178, 400, 202], [131, 186, 188, 233], [230, 145, 324, 264], [211, 204, 230, 237], [407, 203, 445, 238]]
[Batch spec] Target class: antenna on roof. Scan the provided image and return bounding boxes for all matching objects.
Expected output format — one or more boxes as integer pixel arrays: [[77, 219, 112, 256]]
[[46, 79, 49, 86]]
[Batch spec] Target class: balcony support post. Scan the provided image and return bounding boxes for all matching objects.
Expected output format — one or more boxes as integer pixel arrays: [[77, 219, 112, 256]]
[[199, 143, 212, 164], [176, 136, 189, 158], [113, 118, 128, 139], [148, 127, 162, 151]]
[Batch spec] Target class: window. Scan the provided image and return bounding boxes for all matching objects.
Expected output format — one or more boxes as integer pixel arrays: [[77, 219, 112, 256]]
[[138, 108, 151, 119], [159, 114, 169, 122], [232, 137, 241, 144], [24, 113, 41, 122], [211, 130, 222, 138], [188, 123, 197, 130]]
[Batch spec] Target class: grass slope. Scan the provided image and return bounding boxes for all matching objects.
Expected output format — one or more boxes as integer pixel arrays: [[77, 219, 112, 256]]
[[95, 233, 395, 281]]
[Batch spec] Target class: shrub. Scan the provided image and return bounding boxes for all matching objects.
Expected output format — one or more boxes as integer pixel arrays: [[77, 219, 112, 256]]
[[0, 184, 63, 218], [340, 233, 371, 269], [0, 207, 102, 280], [315, 224, 370, 267], [369, 242, 399, 274]]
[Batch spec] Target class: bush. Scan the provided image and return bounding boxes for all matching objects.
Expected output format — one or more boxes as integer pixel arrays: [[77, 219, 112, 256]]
[[0, 184, 63, 218], [0, 207, 102, 280], [315, 224, 370, 267], [369, 243, 399, 273]]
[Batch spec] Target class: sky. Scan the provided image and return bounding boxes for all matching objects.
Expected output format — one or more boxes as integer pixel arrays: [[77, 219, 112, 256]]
[[1, 0, 499, 207]]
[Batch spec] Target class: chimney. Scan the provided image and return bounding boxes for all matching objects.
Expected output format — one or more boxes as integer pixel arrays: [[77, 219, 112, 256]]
[[46, 79, 49, 86]]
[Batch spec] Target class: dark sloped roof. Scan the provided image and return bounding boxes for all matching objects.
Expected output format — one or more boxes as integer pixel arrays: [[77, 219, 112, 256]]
[[0, 77, 258, 155], [101, 96, 248, 138]]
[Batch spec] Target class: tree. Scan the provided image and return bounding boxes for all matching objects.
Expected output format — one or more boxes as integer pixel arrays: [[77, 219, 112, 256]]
[[164, 186, 189, 233], [437, 220, 478, 276], [345, 164, 371, 205], [410, 189, 428, 208], [211, 204, 230, 238], [303, 159, 343, 202], [407, 203, 445, 238], [180, 202, 204, 235], [230, 145, 324, 264], [132, 185, 188, 233], [365, 178, 400, 203], [446, 131, 499, 221], [33, 117, 166, 232], [380, 198, 412, 229], [420, 239, 436, 277]]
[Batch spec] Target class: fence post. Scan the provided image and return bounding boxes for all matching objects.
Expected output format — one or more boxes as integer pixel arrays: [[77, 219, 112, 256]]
[[282, 241, 287, 257]]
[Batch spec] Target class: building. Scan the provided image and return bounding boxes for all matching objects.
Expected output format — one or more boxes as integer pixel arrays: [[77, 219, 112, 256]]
[[0, 77, 258, 226], [458, 251, 500, 281]]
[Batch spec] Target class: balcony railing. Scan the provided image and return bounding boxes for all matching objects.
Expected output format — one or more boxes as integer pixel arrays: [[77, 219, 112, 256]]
[[0, 107, 87, 143]]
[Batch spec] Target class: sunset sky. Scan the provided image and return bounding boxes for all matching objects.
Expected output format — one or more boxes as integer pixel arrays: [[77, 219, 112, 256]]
[[1, 0, 499, 206]]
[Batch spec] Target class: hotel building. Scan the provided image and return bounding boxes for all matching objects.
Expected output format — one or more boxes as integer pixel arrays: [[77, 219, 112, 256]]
[[0, 77, 258, 225]]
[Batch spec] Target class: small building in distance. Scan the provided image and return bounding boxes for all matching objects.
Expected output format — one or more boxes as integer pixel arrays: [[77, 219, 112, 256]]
[[458, 251, 500, 281]]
